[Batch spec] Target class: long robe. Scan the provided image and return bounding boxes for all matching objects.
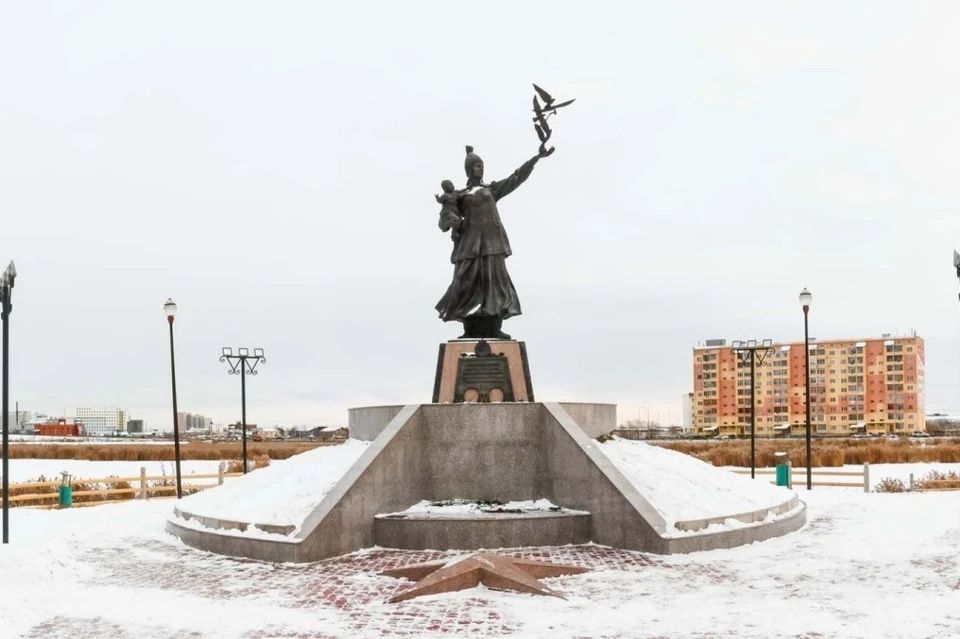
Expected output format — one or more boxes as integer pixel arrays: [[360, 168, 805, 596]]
[[435, 156, 538, 322]]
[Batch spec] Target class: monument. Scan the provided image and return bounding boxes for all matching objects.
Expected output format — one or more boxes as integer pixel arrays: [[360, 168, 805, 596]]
[[166, 85, 805, 569], [432, 84, 574, 405]]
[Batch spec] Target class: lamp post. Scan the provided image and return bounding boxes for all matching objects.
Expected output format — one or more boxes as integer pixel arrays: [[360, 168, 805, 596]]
[[1, 261, 16, 544], [953, 251, 960, 300], [220, 347, 265, 474], [164, 298, 183, 499], [799, 287, 813, 491], [731, 339, 774, 479]]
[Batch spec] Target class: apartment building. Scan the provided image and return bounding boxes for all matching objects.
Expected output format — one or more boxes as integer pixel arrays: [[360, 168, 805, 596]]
[[178, 412, 213, 432], [71, 407, 129, 436], [692, 335, 925, 437]]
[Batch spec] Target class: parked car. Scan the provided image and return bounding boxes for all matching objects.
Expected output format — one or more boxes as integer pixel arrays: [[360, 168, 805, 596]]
[[910, 431, 931, 438], [713, 434, 732, 441]]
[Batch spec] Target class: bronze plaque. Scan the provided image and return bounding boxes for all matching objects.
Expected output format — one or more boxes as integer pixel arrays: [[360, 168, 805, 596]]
[[455, 352, 514, 403]]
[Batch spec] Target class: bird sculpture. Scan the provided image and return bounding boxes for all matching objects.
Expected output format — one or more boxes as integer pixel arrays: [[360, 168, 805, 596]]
[[531, 83, 575, 156]]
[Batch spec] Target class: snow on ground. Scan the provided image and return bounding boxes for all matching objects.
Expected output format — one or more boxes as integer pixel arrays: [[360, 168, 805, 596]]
[[4, 459, 223, 483], [0, 489, 957, 638], [600, 437, 795, 529], [724, 462, 960, 491], [857, 461, 960, 488], [174, 438, 369, 528], [171, 437, 799, 535], [391, 498, 585, 516]]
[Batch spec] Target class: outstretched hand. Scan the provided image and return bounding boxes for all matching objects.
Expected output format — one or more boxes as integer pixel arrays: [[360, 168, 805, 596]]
[[537, 144, 555, 158]]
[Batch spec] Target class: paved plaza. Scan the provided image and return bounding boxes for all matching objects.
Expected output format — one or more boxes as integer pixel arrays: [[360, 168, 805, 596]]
[[1, 489, 957, 638]]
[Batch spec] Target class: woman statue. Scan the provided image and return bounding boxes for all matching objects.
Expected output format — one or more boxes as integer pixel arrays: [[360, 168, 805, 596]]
[[435, 144, 552, 339]]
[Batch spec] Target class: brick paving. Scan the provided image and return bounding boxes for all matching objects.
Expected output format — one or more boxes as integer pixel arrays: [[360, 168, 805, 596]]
[[11, 536, 837, 638], [10, 493, 960, 638], [64, 541, 663, 638]]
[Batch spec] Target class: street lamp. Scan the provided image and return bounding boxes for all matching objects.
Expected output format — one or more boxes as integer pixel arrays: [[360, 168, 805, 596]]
[[164, 298, 183, 499], [799, 287, 813, 491], [1, 260, 16, 544], [953, 251, 960, 299], [220, 347, 266, 474], [731, 339, 774, 479]]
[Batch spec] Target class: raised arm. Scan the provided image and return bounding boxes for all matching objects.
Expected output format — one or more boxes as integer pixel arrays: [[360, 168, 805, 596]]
[[490, 154, 542, 201]]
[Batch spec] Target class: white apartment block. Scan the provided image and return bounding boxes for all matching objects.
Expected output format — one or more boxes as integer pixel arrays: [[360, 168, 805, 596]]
[[681, 393, 694, 433], [72, 407, 129, 436]]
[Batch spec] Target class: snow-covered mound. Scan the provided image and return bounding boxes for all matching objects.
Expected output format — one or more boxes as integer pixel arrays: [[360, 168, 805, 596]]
[[173, 437, 797, 542], [600, 438, 795, 530], [175, 439, 369, 530]]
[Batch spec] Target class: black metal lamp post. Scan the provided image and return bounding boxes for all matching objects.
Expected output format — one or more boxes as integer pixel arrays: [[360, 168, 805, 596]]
[[220, 347, 265, 474], [1, 261, 16, 544], [164, 298, 183, 499], [953, 251, 960, 299], [731, 339, 774, 479], [799, 287, 813, 491]]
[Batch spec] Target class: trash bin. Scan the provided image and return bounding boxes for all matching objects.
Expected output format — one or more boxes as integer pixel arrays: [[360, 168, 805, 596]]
[[59, 471, 73, 508], [774, 452, 791, 488]]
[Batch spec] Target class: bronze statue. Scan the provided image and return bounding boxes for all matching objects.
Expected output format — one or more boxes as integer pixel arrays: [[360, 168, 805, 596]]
[[435, 85, 574, 340]]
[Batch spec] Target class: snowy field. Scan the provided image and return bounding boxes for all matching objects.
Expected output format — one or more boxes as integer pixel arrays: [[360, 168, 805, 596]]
[[726, 462, 960, 491], [4, 459, 224, 483], [0, 490, 957, 638]]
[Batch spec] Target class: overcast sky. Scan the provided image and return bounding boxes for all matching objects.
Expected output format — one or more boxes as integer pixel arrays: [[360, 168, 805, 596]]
[[3, 1, 960, 430]]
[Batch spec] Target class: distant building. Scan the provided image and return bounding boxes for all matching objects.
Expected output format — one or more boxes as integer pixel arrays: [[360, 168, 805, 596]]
[[925, 413, 960, 436], [692, 334, 925, 437], [178, 412, 214, 432], [681, 393, 694, 433], [6, 410, 33, 432], [127, 419, 145, 434], [286, 425, 347, 440], [35, 418, 83, 437], [228, 422, 257, 434], [71, 407, 129, 436]]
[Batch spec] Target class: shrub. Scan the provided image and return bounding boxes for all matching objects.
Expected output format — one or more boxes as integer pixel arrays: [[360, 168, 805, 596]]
[[874, 477, 907, 493], [914, 469, 960, 491], [654, 439, 960, 467]]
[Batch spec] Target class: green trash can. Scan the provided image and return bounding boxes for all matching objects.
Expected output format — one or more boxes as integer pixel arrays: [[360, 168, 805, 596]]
[[774, 452, 791, 488], [59, 471, 73, 508]]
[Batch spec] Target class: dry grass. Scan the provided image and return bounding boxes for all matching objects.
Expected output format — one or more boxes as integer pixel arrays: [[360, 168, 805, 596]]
[[914, 469, 960, 490], [876, 469, 960, 493], [654, 438, 960, 467], [225, 455, 271, 474], [8, 441, 336, 462], [874, 477, 908, 493], [4, 458, 266, 508]]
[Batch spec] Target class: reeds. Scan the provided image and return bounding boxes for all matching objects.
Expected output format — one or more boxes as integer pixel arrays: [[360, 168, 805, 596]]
[[654, 438, 960, 467], [225, 455, 271, 474], [7, 441, 333, 462]]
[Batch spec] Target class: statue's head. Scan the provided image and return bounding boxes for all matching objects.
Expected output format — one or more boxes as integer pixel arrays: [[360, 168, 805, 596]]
[[464, 145, 484, 182]]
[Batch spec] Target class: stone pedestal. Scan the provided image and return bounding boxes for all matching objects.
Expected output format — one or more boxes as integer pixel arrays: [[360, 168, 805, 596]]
[[166, 402, 807, 562], [432, 339, 534, 404]]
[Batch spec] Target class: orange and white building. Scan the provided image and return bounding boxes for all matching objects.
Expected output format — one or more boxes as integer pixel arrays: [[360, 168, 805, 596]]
[[692, 335, 925, 437]]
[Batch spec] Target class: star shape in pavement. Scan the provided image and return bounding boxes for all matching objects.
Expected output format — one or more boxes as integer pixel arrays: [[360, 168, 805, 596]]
[[381, 552, 590, 603]]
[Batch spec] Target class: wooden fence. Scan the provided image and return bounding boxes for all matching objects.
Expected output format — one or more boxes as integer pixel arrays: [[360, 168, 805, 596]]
[[907, 473, 960, 492], [2, 464, 242, 508], [732, 463, 871, 492]]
